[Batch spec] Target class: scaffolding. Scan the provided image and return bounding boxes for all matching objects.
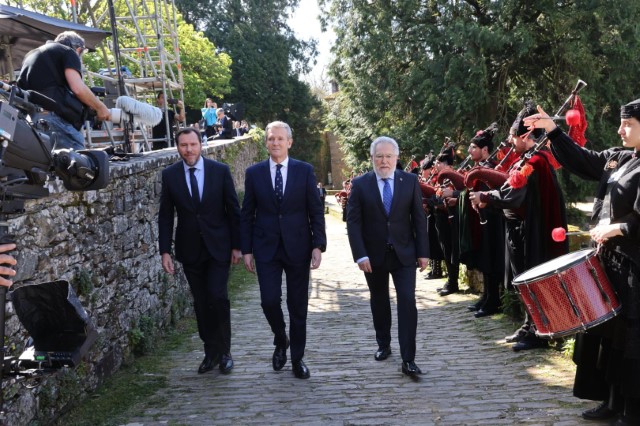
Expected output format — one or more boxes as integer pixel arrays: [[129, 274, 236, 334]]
[[85, 0, 185, 152]]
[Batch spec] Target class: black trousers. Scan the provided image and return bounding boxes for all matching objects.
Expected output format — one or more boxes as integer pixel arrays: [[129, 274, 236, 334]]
[[256, 243, 310, 363], [364, 248, 418, 362], [182, 255, 231, 358]]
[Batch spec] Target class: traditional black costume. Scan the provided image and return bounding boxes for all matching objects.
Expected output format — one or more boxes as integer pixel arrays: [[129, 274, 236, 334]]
[[547, 106, 640, 423], [480, 102, 568, 350]]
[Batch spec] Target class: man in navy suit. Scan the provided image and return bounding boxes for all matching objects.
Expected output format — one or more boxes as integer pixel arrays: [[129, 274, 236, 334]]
[[347, 136, 429, 376], [158, 128, 242, 375], [240, 121, 326, 379]]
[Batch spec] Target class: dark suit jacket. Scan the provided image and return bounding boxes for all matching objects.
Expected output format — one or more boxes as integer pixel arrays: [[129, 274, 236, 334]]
[[347, 170, 429, 267], [240, 158, 326, 262], [158, 157, 240, 264]]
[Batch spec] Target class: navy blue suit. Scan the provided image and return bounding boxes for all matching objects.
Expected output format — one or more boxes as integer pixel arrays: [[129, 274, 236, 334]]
[[158, 157, 240, 358], [347, 170, 428, 362], [240, 158, 326, 362]]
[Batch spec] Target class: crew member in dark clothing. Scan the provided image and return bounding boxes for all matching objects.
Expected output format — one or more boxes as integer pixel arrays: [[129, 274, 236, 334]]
[[525, 99, 640, 425], [17, 31, 111, 150], [152, 92, 184, 150]]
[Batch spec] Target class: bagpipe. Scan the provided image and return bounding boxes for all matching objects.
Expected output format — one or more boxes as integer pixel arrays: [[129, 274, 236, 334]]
[[465, 79, 588, 192]]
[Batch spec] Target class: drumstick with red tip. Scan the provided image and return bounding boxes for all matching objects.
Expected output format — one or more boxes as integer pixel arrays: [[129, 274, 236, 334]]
[[551, 227, 591, 242]]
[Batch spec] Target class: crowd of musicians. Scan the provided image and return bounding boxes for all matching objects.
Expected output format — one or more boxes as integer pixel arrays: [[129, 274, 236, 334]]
[[335, 96, 640, 425]]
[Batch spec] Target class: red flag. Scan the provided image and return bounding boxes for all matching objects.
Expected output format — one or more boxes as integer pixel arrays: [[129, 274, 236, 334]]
[[568, 95, 588, 147]]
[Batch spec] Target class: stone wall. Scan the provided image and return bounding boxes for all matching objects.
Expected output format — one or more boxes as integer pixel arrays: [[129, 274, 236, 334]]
[[2, 135, 262, 425]]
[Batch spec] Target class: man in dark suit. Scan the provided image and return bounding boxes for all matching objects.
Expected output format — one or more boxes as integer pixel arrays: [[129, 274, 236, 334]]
[[240, 121, 326, 379], [158, 128, 241, 375], [347, 136, 429, 376]]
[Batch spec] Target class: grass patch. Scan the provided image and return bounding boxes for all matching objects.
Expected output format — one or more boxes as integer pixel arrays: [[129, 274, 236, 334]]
[[55, 263, 256, 426]]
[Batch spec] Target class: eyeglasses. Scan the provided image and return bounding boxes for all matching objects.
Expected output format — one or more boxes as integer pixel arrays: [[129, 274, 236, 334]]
[[374, 154, 397, 160], [73, 44, 89, 56]]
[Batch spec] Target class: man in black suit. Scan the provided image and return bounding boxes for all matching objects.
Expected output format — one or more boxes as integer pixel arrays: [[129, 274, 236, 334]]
[[347, 136, 429, 376], [240, 121, 326, 379], [158, 128, 241, 375]]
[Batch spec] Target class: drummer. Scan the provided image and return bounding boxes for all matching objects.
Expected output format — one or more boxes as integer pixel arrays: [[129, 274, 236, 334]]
[[525, 100, 640, 425], [469, 101, 569, 351]]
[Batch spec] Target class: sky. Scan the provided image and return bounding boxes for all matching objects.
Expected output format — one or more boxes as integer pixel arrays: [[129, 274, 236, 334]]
[[288, 0, 334, 87]]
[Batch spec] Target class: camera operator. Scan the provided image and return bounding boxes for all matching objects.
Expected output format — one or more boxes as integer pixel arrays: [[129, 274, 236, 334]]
[[17, 31, 111, 150], [0, 243, 17, 288], [152, 92, 185, 150]]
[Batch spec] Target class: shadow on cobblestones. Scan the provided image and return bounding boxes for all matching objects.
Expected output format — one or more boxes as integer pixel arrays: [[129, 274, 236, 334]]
[[115, 213, 608, 426]]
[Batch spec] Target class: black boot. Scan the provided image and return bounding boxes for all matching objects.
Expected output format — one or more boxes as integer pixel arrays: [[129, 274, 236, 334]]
[[427, 260, 443, 280], [439, 263, 459, 296], [616, 397, 640, 425]]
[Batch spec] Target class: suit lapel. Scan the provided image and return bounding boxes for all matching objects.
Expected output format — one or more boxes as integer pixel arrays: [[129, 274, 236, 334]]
[[260, 160, 278, 206], [200, 159, 211, 205], [282, 159, 295, 204], [366, 172, 386, 216], [177, 161, 193, 208], [390, 170, 403, 214]]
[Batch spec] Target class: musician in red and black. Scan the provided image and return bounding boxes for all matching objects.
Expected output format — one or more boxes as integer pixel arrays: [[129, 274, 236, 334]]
[[525, 100, 640, 425], [421, 158, 444, 279], [432, 146, 460, 296], [469, 101, 568, 351], [463, 123, 505, 317]]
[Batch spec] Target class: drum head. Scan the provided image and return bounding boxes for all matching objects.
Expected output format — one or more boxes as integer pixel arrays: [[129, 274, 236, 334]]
[[513, 248, 595, 284]]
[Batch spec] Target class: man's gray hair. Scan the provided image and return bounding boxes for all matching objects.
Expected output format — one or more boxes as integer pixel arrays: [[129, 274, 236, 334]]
[[370, 136, 400, 157], [55, 31, 85, 50], [216, 108, 225, 114], [265, 121, 292, 140]]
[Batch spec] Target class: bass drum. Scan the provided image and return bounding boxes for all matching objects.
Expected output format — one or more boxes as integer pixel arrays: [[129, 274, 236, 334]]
[[512, 249, 620, 339]]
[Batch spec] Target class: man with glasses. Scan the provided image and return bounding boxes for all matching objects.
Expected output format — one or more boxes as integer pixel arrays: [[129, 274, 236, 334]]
[[346, 136, 429, 376], [17, 31, 111, 150]]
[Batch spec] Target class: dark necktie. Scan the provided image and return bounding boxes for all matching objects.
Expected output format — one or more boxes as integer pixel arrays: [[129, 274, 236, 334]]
[[275, 164, 284, 204], [189, 167, 200, 206], [382, 178, 392, 215]]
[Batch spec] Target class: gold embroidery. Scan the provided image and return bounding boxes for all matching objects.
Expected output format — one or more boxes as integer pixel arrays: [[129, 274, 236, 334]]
[[606, 160, 618, 169]]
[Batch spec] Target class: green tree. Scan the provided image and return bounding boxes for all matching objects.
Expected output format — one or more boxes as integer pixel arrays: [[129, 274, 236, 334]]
[[7, 0, 232, 114], [322, 0, 640, 200], [174, 0, 325, 165]]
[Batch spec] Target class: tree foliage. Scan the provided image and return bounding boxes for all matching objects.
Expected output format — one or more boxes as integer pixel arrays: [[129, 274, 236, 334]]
[[173, 0, 325, 164], [7, 0, 232, 113], [321, 0, 640, 200]]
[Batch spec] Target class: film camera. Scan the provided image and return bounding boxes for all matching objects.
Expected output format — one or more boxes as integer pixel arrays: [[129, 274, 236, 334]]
[[0, 83, 108, 393]]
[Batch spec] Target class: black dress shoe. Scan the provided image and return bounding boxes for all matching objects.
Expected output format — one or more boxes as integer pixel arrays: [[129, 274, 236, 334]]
[[512, 336, 548, 352], [374, 346, 392, 361], [292, 359, 310, 379], [401, 361, 422, 376], [197, 354, 220, 374], [505, 327, 529, 343], [581, 401, 619, 420], [474, 308, 500, 318], [272, 337, 290, 371], [438, 287, 459, 296], [219, 353, 234, 374]]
